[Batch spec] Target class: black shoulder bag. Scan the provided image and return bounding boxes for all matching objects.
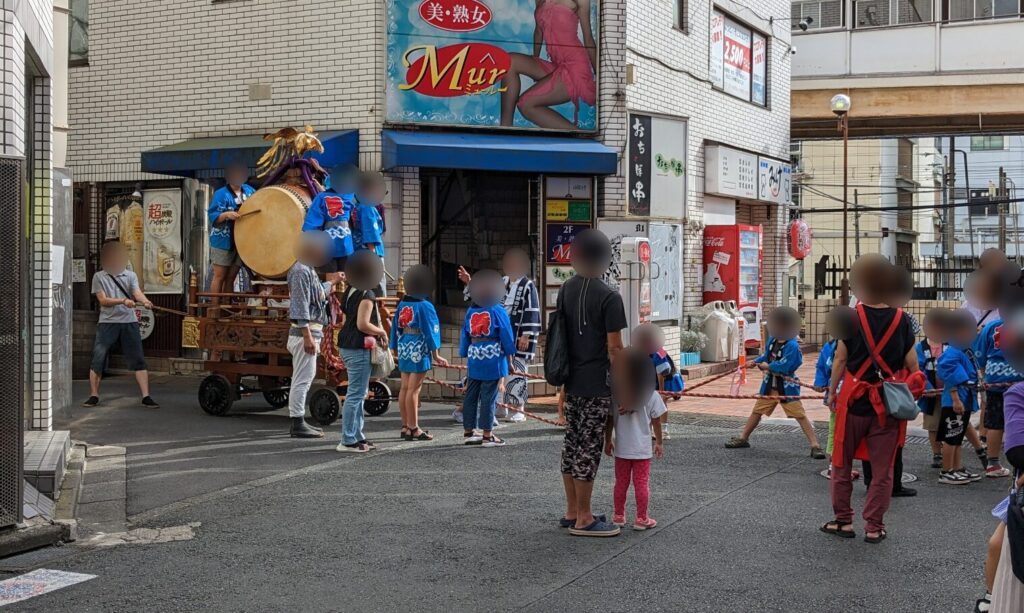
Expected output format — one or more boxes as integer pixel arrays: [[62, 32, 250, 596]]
[[543, 289, 570, 387]]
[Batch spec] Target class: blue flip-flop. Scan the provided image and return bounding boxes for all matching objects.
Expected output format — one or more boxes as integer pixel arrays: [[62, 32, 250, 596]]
[[568, 519, 621, 537], [559, 513, 607, 529]]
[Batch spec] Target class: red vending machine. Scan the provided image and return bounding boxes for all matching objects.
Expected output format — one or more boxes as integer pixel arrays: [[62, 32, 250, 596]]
[[702, 224, 763, 347]]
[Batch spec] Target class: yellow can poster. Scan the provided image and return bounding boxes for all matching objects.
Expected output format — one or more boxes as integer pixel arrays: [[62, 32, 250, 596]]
[[142, 189, 184, 294], [119, 201, 145, 290]]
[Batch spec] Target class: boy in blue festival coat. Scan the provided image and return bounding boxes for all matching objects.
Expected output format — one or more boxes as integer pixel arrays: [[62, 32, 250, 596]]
[[936, 309, 983, 485], [976, 317, 1023, 478], [917, 308, 950, 469], [352, 172, 387, 295], [814, 309, 847, 474], [727, 307, 826, 459], [302, 165, 357, 275], [459, 270, 517, 448], [207, 162, 255, 296]]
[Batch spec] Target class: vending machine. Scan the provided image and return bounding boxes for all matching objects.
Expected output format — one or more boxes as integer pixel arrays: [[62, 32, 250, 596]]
[[702, 225, 763, 347], [619, 236, 652, 346]]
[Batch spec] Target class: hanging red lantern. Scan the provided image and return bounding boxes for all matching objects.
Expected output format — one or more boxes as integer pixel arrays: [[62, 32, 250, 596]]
[[788, 219, 812, 259]]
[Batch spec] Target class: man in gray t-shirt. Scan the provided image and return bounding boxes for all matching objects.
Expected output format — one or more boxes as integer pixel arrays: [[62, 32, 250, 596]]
[[83, 241, 159, 409]]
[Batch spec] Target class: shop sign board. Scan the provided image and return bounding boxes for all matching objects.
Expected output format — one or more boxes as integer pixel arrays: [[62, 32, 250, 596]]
[[386, 0, 600, 132], [627, 113, 687, 217], [545, 222, 591, 264]]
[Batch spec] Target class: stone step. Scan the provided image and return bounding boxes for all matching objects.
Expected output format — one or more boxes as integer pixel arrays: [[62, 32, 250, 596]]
[[23, 430, 72, 499]]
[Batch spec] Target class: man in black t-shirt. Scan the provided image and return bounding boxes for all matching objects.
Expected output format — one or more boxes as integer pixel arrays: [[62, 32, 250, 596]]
[[556, 230, 627, 538]]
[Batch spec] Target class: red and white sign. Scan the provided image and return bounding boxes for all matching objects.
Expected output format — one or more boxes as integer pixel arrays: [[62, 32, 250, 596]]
[[402, 43, 511, 97], [722, 20, 751, 99], [709, 12, 724, 88], [419, 0, 492, 32]]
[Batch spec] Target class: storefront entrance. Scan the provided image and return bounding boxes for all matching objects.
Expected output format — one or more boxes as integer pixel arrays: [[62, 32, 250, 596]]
[[421, 170, 541, 310]]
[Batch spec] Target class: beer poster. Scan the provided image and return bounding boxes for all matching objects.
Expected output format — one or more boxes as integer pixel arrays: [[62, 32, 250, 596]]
[[120, 200, 145, 289], [386, 0, 600, 132], [141, 189, 183, 294]]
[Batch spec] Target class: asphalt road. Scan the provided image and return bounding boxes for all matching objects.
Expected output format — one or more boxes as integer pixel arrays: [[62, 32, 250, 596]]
[[20, 374, 1007, 612]]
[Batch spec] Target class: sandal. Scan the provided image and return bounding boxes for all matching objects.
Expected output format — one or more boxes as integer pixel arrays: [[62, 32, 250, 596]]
[[409, 428, 433, 441], [864, 529, 887, 544], [820, 520, 856, 539], [400, 427, 412, 441]]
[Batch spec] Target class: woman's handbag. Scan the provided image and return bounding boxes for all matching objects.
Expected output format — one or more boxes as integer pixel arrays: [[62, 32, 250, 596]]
[[369, 300, 395, 378]]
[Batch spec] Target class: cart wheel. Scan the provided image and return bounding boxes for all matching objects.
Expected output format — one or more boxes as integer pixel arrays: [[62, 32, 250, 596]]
[[365, 381, 392, 417], [262, 387, 290, 409], [309, 388, 341, 426], [198, 374, 235, 416]]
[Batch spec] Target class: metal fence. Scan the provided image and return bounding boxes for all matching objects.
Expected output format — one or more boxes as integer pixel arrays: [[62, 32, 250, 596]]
[[812, 255, 975, 301], [0, 156, 24, 528]]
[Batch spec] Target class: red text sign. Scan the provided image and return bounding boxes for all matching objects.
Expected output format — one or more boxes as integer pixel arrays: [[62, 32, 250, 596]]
[[419, 0, 492, 32]]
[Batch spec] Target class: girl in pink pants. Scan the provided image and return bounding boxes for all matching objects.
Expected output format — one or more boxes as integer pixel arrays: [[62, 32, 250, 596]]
[[606, 389, 667, 530]]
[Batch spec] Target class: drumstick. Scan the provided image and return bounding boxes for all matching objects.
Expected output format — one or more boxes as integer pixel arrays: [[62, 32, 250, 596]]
[[236, 208, 262, 219], [147, 304, 190, 317]]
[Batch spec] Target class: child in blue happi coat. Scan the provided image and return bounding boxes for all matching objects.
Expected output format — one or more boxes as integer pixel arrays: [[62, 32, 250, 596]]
[[302, 164, 357, 275], [936, 309, 983, 485], [632, 323, 684, 440], [727, 307, 826, 459], [459, 269, 517, 448], [352, 172, 387, 295], [390, 265, 447, 442], [918, 308, 950, 468], [975, 315, 1024, 478], [815, 306, 854, 477]]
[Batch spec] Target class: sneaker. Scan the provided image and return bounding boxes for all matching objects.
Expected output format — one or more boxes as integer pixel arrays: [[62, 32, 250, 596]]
[[452, 409, 463, 423], [559, 513, 607, 529], [957, 468, 983, 482], [633, 517, 658, 531], [825, 466, 832, 480], [510, 412, 527, 423], [725, 437, 751, 449], [939, 471, 970, 485], [662, 425, 671, 440], [986, 464, 1012, 478], [481, 435, 506, 447], [612, 514, 626, 527], [141, 396, 160, 408], [975, 594, 992, 613], [336, 442, 370, 453], [81, 396, 99, 408], [931, 454, 943, 469], [810, 446, 827, 460]]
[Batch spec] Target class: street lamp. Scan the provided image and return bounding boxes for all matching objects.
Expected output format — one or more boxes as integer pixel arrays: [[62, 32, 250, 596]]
[[831, 93, 851, 304]]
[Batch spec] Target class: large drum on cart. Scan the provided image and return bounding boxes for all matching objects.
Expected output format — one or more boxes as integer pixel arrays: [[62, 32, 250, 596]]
[[234, 184, 311, 279]]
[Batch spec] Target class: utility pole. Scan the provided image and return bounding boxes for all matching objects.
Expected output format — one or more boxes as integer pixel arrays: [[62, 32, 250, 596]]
[[854, 189, 861, 258], [998, 166, 1008, 253], [946, 137, 957, 295]]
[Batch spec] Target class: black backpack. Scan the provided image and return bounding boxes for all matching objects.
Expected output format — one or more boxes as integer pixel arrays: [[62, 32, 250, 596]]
[[544, 292, 570, 387]]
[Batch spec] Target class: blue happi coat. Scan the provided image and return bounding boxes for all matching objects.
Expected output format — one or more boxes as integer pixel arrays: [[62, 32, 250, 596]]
[[389, 296, 441, 373], [302, 189, 354, 259], [916, 339, 946, 414], [936, 344, 979, 412], [459, 305, 516, 381], [975, 319, 1023, 392], [754, 336, 803, 397], [651, 349, 685, 393], [352, 203, 385, 257], [208, 184, 255, 250]]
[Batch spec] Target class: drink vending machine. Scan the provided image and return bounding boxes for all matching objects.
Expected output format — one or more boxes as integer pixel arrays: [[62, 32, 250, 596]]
[[619, 236, 651, 346], [702, 224, 763, 347]]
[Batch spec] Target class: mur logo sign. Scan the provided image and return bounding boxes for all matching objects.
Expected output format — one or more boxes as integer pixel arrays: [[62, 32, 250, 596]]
[[419, 0, 492, 32], [400, 43, 511, 97]]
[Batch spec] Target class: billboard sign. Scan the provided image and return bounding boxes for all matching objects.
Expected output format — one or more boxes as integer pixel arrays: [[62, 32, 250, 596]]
[[386, 0, 600, 132]]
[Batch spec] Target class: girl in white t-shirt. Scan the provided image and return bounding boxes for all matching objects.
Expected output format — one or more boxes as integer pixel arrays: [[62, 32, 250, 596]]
[[605, 348, 667, 531]]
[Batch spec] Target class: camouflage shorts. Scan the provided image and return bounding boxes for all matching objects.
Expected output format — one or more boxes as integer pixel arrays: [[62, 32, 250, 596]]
[[560, 395, 612, 482]]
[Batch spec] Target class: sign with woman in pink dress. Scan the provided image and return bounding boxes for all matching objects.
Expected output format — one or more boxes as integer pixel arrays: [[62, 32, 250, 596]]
[[386, 0, 599, 132]]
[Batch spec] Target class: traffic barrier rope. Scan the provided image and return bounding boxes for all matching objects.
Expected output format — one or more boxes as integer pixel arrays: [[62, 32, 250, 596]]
[[423, 376, 566, 428]]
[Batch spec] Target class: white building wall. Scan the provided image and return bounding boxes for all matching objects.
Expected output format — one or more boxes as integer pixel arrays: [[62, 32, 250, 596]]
[[3, 0, 56, 429], [625, 0, 792, 319], [67, 0, 385, 181]]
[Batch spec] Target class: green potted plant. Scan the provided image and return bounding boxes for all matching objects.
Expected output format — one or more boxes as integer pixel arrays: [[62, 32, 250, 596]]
[[679, 330, 707, 366]]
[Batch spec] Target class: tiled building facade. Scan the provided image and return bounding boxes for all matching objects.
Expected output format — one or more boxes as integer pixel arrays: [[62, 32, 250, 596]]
[[68, 0, 791, 385]]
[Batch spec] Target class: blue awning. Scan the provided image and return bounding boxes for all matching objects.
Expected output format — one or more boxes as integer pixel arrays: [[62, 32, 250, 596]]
[[141, 130, 359, 177], [381, 130, 618, 175]]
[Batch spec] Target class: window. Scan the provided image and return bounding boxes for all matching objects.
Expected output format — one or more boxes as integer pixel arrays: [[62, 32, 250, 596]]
[[69, 0, 88, 65], [855, 0, 932, 27], [969, 188, 999, 216], [947, 0, 1021, 21], [674, 0, 689, 32], [971, 136, 1005, 151], [709, 10, 769, 107], [792, 0, 844, 29]]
